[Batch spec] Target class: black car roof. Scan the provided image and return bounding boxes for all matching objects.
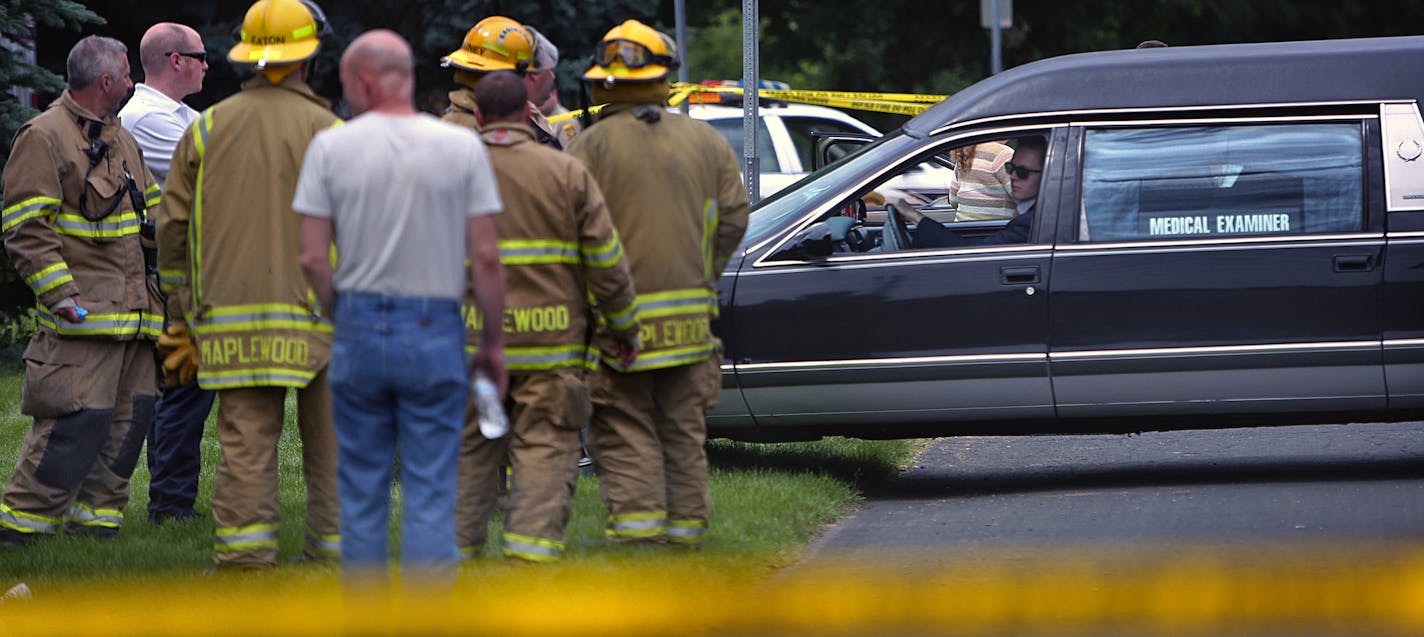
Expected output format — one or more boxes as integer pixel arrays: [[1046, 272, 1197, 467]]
[[905, 36, 1424, 138]]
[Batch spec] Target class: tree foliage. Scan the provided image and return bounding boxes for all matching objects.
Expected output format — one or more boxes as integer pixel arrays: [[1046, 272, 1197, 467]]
[[1, 0, 103, 166]]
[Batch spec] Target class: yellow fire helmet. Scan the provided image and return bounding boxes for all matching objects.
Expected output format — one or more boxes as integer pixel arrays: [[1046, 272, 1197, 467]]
[[582, 19, 680, 84], [442, 16, 540, 74], [227, 0, 329, 70]]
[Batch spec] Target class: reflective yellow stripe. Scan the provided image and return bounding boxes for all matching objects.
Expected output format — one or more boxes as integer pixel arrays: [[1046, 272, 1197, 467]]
[[25, 262, 74, 296], [192, 109, 213, 159], [464, 343, 591, 372], [601, 300, 639, 333], [581, 231, 625, 268], [614, 342, 715, 372], [499, 239, 579, 265], [36, 306, 163, 337], [502, 532, 564, 562], [193, 303, 331, 334], [214, 523, 279, 552], [189, 111, 213, 310], [68, 503, 124, 528], [159, 268, 188, 290], [52, 211, 143, 238], [305, 530, 340, 557], [198, 368, 318, 390], [0, 503, 62, 534], [292, 24, 315, 39], [701, 198, 718, 280], [667, 518, 708, 545], [606, 510, 668, 539], [635, 288, 716, 320], [2, 195, 61, 231], [144, 183, 161, 209]]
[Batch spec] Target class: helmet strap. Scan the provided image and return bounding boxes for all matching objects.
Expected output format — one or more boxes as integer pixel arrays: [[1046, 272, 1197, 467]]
[[260, 64, 300, 84]]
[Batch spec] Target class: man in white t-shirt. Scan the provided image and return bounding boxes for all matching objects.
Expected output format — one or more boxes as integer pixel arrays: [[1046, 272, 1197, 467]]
[[118, 22, 213, 526], [294, 29, 506, 586]]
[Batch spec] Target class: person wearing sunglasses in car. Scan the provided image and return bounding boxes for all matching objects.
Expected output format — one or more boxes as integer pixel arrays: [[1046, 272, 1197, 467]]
[[902, 135, 1046, 247]]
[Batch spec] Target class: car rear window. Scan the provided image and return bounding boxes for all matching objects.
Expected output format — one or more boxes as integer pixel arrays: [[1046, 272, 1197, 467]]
[[1080, 123, 1364, 241], [707, 118, 780, 172]]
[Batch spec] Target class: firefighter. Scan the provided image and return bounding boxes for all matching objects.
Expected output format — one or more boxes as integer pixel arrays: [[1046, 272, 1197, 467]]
[[455, 71, 640, 561], [440, 15, 564, 148], [566, 21, 749, 547], [155, 0, 341, 569], [0, 36, 163, 545]]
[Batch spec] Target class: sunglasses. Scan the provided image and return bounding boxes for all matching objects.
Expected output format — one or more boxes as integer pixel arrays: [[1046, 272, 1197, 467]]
[[167, 50, 207, 63], [594, 39, 677, 69], [1005, 162, 1043, 179]]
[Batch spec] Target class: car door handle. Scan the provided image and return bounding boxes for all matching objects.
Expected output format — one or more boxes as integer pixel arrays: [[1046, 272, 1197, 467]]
[[1333, 255, 1374, 272], [1000, 266, 1041, 285]]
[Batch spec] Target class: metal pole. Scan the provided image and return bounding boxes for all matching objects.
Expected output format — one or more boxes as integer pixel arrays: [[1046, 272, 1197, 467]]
[[742, 0, 760, 203], [675, 0, 689, 115], [990, 0, 1003, 75]]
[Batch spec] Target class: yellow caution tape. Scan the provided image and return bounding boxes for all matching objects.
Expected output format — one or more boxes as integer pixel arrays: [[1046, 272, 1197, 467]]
[[547, 84, 947, 124], [4, 544, 1423, 636]]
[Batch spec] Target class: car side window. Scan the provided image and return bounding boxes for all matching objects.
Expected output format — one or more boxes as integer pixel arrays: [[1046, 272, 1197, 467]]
[[1080, 123, 1364, 242], [782, 116, 869, 170], [707, 118, 780, 172]]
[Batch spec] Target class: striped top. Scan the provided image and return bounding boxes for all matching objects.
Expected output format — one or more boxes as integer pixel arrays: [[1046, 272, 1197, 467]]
[[952, 142, 1017, 221]]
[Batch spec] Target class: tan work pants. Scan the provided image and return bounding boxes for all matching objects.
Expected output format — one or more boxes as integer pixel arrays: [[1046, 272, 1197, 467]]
[[588, 355, 720, 545], [456, 370, 587, 560], [210, 369, 339, 567], [1, 332, 156, 534]]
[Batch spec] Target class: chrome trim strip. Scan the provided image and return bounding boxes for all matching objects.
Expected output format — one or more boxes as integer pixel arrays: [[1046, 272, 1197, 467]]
[[748, 123, 1069, 263], [1050, 340, 1380, 360], [734, 340, 1382, 372], [737, 353, 1047, 372], [1071, 113, 1376, 128], [1387, 231, 1424, 239], [928, 99, 1404, 136], [1384, 339, 1424, 348], [1056, 235, 1383, 256], [740, 247, 1050, 275]]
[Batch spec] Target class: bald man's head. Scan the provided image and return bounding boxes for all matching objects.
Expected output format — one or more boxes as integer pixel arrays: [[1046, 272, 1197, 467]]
[[138, 22, 205, 99], [340, 29, 415, 115]]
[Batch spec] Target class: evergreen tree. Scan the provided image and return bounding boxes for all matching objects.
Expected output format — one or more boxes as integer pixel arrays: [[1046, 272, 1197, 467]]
[[1, 0, 103, 167]]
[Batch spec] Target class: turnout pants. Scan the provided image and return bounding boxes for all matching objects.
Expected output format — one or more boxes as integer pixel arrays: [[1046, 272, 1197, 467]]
[[456, 370, 587, 561], [587, 356, 720, 546], [0, 332, 157, 537], [210, 370, 340, 567]]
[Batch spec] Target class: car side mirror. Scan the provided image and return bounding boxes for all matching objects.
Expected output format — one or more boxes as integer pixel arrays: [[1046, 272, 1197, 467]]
[[770, 221, 836, 260]]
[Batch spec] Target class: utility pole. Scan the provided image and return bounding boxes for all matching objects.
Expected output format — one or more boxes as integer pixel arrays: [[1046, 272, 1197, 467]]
[[982, 0, 1012, 75], [742, 0, 760, 203], [675, 0, 689, 115]]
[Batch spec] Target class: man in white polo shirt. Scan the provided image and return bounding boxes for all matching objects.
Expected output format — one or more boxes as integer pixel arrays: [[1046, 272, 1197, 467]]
[[118, 22, 212, 525]]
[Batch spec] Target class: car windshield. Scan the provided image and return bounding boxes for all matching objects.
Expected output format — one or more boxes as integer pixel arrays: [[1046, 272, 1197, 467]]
[[743, 132, 910, 247]]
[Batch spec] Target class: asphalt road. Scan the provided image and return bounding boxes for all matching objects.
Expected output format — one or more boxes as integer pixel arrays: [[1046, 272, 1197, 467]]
[[804, 421, 1424, 562]]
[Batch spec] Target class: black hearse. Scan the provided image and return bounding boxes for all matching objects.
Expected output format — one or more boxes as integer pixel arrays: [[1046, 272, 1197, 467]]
[[706, 36, 1424, 441]]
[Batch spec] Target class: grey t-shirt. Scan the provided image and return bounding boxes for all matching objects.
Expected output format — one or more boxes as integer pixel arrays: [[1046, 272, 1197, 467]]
[[293, 112, 501, 300]]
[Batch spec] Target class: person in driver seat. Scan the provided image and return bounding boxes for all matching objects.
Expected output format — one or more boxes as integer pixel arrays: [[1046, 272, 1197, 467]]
[[902, 135, 1045, 247]]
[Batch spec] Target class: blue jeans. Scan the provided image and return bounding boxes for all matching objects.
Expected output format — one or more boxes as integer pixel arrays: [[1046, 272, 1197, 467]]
[[328, 292, 466, 583]]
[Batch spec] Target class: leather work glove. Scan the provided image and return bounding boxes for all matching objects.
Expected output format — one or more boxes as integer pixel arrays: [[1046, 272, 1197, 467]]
[[157, 323, 200, 387]]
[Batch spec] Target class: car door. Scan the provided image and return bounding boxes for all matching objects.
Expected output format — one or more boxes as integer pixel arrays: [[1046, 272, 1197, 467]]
[[1047, 115, 1387, 418], [728, 128, 1064, 434]]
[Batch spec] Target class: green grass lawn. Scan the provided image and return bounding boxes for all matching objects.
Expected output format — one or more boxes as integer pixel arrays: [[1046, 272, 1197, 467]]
[[0, 363, 920, 586]]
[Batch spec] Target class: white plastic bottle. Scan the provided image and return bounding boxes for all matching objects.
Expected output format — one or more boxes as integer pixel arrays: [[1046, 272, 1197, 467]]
[[472, 370, 509, 439]]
